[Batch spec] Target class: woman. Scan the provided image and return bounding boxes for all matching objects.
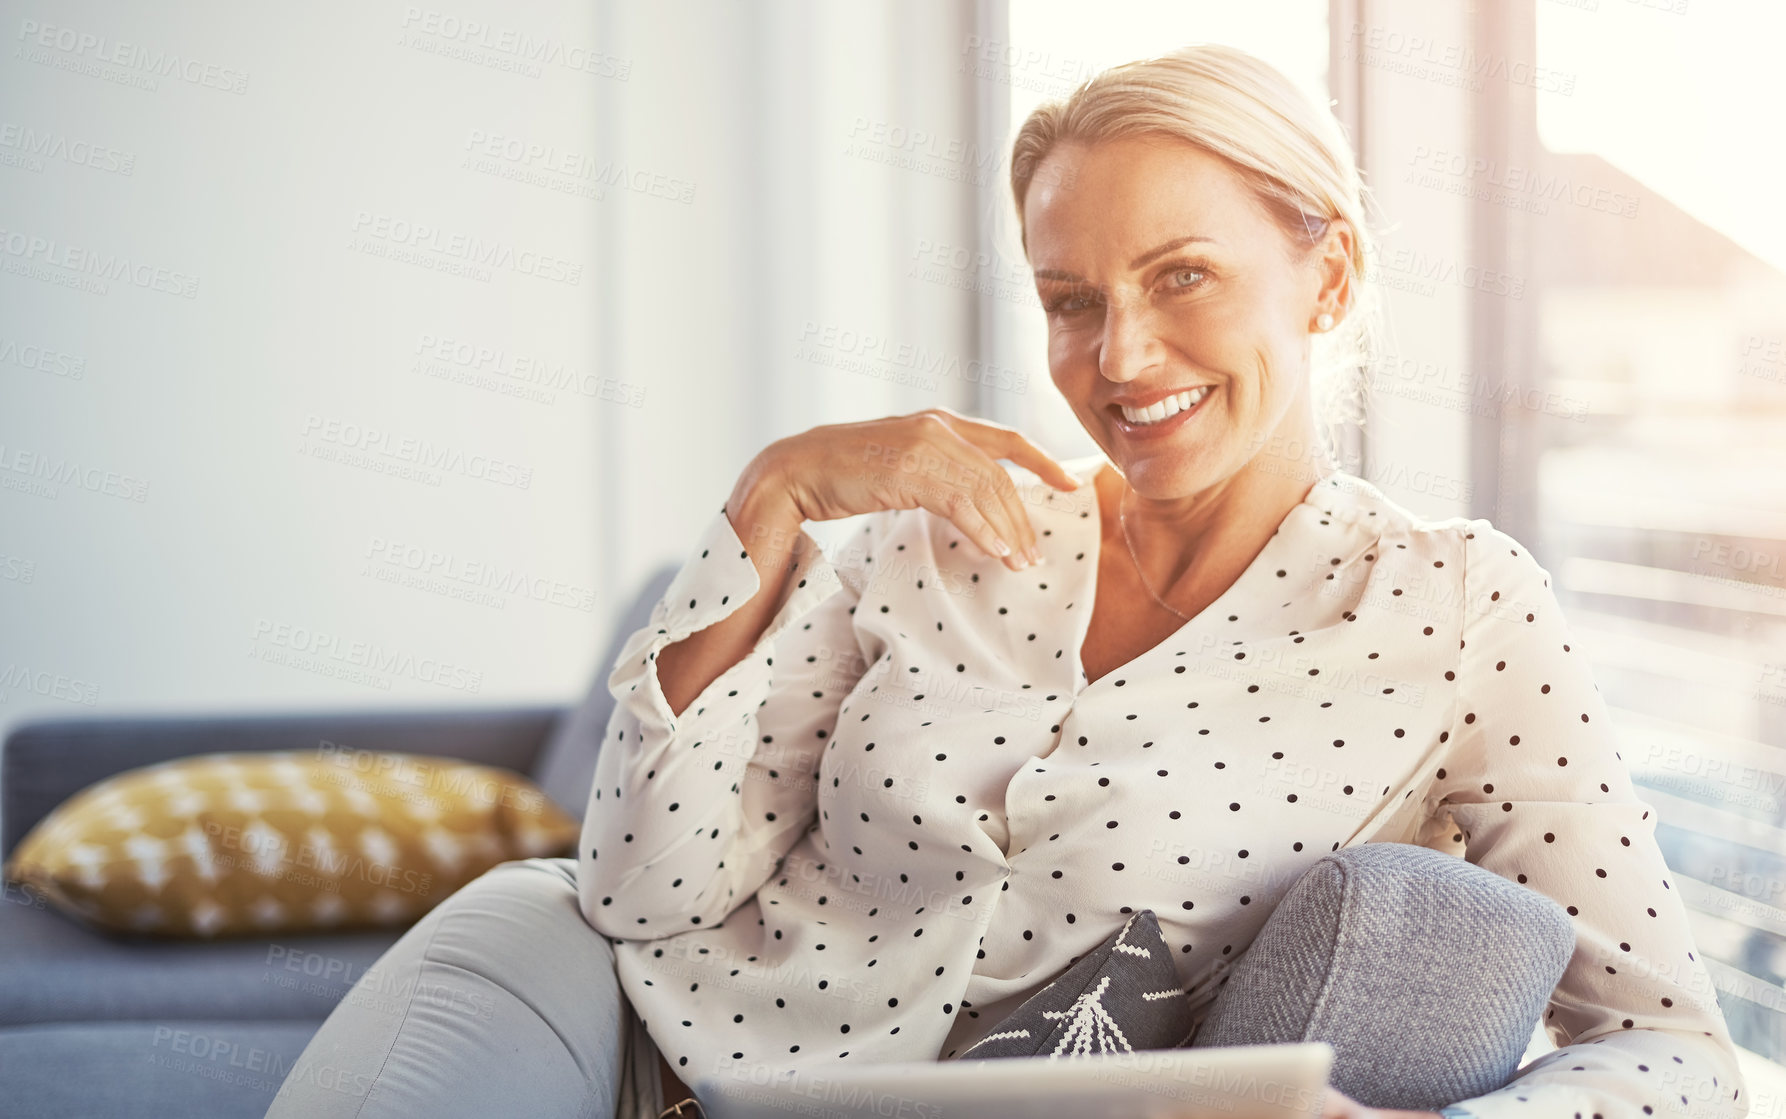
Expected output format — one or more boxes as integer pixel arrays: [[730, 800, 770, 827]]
[[268, 45, 1747, 1119]]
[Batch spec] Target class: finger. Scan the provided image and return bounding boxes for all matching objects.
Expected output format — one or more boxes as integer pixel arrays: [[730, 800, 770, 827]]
[[922, 486, 1010, 564], [1318, 1087, 1357, 1119], [962, 439, 1047, 566], [931, 438, 1034, 569], [970, 456, 1041, 568], [1006, 431, 1085, 492], [904, 421, 1030, 568], [953, 419, 1084, 491], [971, 487, 1030, 571]]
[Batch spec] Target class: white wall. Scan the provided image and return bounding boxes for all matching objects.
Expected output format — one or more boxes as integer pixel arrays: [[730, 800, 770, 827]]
[[0, 0, 987, 738], [0, 0, 616, 730], [590, 0, 985, 604]]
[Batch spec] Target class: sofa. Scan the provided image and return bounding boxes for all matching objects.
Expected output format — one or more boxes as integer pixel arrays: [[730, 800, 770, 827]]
[[0, 564, 677, 1119]]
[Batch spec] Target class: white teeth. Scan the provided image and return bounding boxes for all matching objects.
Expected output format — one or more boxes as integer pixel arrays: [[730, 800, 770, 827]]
[[1121, 385, 1211, 425]]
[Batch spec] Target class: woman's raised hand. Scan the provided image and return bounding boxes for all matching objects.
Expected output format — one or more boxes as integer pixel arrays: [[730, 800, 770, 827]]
[[656, 408, 1080, 717], [732, 407, 1084, 572]]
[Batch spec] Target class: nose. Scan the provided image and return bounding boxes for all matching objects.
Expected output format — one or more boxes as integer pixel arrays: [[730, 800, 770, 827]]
[[1097, 291, 1165, 385]]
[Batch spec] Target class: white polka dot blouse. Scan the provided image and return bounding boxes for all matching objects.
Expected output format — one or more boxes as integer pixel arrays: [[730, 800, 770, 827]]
[[577, 454, 1747, 1118]]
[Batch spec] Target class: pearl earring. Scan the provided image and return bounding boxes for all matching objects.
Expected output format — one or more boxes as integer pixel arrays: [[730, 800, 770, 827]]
[[1315, 313, 1334, 332]]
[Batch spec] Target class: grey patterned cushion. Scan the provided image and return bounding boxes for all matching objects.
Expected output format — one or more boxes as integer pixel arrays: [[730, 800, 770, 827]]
[[957, 908, 1195, 1060]]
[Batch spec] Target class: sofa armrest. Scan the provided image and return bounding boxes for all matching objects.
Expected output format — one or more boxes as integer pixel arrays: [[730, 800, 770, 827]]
[[1, 705, 565, 860], [532, 560, 682, 820]]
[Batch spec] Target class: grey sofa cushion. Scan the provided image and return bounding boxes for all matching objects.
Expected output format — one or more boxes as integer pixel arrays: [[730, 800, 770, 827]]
[[533, 562, 679, 820], [0, 1019, 321, 1119], [0, 894, 400, 1027], [1188, 842, 1575, 1110], [956, 908, 1194, 1059]]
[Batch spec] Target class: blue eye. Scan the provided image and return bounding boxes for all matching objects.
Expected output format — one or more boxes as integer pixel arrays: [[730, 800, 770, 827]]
[[1168, 268, 1206, 289]]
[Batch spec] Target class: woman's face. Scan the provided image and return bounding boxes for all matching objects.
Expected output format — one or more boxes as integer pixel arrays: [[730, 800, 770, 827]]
[[1022, 135, 1346, 498]]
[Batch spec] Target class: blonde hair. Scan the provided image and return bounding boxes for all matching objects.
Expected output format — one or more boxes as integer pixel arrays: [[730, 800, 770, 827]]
[[1010, 44, 1380, 451]]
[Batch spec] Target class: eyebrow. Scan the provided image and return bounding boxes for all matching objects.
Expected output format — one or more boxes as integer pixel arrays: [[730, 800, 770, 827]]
[[1031, 235, 1219, 283]]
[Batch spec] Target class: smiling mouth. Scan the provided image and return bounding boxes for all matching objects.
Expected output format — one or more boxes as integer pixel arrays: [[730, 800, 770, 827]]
[[1111, 385, 1214, 426]]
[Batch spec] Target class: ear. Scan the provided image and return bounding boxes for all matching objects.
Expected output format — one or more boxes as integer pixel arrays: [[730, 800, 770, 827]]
[[1310, 219, 1354, 330]]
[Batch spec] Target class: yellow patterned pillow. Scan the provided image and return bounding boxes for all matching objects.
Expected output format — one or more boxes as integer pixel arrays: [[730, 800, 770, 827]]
[[2, 749, 579, 938]]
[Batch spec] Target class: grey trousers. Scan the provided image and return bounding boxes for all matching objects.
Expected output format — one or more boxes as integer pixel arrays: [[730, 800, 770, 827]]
[[264, 859, 628, 1119], [264, 842, 1574, 1118]]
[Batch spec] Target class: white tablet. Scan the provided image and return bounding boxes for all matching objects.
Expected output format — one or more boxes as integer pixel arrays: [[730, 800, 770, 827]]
[[695, 1041, 1334, 1119]]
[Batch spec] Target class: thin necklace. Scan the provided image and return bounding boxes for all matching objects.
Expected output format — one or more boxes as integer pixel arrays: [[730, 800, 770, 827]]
[[1115, 460, 1342, 622], [1117, 482, 1194, 622]]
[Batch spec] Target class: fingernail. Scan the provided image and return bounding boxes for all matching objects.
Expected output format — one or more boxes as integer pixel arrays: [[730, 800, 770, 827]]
[[993, 538, 1011, 557]]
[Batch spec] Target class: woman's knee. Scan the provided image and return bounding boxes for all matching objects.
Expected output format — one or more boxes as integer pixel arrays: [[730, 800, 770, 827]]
[[438, 856, 603, 948], [411, 856, 621, 1015], [268, 857, 624, 1119]]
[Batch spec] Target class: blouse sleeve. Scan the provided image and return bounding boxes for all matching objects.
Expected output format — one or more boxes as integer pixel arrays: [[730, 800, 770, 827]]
[[577, 503, 891, 940], [1425, 521, 1749, 1119]]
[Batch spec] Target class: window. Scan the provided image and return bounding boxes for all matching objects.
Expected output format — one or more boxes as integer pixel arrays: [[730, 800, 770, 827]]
[[975, 0, 1786, 1086], [1518, 0, 1786, 1071]]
